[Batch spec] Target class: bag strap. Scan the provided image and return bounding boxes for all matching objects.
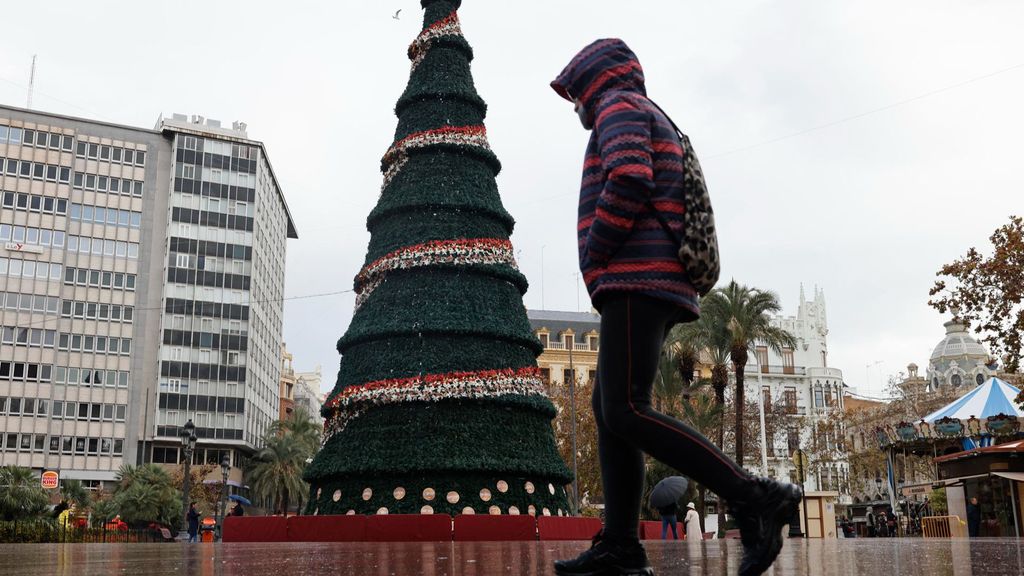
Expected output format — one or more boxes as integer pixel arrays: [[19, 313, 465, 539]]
[[643, 98, 683, 248], [647, 98, 685, 140]]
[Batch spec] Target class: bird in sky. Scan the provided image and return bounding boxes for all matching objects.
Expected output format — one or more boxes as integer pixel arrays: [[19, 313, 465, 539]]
[[393, 9, 401, 20]]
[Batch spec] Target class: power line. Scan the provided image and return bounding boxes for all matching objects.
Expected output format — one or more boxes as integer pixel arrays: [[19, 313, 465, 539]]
[[511, 61, 1024, 208], [0, 75, 115, 123], [844, 390, 894, 403], [705, 62, 1024, 159], [3, 287, 355, 330]]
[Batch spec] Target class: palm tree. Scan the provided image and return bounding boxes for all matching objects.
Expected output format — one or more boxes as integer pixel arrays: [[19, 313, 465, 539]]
[[248, 432, 308, 515], [60, 479, 90, 511], [703, 280, 796, 467], [112, 464, 179, 526], [667, 305, 732, 446], [271, 408, 322, 454], [680, 379, 724, 518], [653, 347, 685, 415], [0, 465, 49, 521]]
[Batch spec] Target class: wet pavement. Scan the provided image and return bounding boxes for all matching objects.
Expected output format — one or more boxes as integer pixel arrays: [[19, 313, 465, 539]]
[[1, 538, 1021, 575]]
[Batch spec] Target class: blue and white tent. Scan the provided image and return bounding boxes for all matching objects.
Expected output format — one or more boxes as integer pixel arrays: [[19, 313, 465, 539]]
[[924, 377, 1023, 422]]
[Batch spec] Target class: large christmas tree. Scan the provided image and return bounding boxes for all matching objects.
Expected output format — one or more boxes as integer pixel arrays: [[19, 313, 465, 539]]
[[304, 0, 572, 517]]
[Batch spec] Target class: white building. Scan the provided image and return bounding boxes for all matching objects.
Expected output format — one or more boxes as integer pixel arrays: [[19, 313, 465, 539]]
[[293, 365, 323, 424], [743, 285, 850, 499], [926, 319, 997, 392]]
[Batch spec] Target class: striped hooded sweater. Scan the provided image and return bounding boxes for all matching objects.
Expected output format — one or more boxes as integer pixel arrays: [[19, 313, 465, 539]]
[[552, 38, 699, 317]]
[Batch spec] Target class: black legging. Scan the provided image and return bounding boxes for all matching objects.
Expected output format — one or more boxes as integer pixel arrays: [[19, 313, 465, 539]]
[[593, 293, 752, 541]]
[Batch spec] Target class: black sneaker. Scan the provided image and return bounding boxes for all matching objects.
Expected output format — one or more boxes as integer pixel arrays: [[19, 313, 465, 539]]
[[553, 530, 654, 576], [729, 478, 802, 576]]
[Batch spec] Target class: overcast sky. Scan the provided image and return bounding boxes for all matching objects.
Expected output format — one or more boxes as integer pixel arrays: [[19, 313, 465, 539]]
[[2, 1, 1021, 398]]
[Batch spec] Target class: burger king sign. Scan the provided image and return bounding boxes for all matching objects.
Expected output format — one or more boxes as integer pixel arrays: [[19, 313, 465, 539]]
[[40, 470, 59, 490]]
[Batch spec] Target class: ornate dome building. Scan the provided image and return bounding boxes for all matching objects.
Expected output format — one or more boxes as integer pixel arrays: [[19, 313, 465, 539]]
[[926, 319, 997, 392]]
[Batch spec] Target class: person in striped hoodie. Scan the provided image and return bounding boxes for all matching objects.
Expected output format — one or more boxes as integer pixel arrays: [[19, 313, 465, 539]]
[[550, 39, 800, 576]]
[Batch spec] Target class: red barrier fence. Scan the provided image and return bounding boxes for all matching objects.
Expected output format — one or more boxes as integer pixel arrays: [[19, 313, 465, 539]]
[[222, 514, 612, 543]]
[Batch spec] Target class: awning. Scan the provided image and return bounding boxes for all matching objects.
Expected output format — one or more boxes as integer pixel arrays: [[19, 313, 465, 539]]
[[992, 472, 1024, 482], [900, 477, 967, 496]]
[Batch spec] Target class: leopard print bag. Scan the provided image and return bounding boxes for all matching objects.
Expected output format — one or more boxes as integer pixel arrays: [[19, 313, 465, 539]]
[[647, 101, 721, 296]]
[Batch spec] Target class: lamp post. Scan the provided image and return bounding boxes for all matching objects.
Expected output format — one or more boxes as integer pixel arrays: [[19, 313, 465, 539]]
[[568, 339, 579, 515], [177, 419, 197, 540], [752, 349, 769, 476], [218, 454, 231, 529], [897, 476, 906, 536]]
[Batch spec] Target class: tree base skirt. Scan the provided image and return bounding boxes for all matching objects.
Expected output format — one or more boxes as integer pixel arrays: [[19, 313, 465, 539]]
[[307, 472, 571, 517]]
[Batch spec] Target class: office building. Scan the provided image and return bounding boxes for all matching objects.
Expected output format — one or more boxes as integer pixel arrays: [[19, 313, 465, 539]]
[[0, 105, 296, 487]]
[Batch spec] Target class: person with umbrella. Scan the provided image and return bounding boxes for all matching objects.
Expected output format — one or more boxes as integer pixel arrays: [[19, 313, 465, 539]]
[[229, 494, 251, 517], [650, 476, 687, 540]]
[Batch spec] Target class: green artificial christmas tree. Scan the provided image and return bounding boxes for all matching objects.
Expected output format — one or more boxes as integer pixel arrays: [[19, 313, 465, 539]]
[[304, 0, 572, 517]]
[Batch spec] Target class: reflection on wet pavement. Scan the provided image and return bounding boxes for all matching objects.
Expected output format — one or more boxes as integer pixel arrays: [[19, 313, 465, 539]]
[[1, 538, 1021, 575]]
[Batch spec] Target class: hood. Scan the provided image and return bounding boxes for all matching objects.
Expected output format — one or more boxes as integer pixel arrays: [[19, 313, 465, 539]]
[[551, 38, 646, 121]]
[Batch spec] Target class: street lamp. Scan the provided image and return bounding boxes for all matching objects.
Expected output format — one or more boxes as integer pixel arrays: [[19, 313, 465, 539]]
[[752, 349, 768, 476], [218, 454, 231, 529], [874, 471, 883, 495], [177, 419, 197, 540]]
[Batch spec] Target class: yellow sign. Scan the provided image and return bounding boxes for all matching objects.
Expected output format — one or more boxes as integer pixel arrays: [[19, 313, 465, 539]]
[[792, 450, 809, 472], [40, 470, 59, 489]]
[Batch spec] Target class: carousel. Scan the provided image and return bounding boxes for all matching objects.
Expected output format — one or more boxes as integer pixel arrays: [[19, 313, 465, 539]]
[[878, 377, 1023, 457], [875, 377, 1024, 536]]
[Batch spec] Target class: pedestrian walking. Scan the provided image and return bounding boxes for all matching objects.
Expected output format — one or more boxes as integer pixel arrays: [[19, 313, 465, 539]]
[[657, 502, 679, 540], [186, 502, 200, 543], [684, 502, 702, 542], [230, 502, 245, 517], [966, 497, 981, 537], [549, 38, 801, 576], [876, 511, 889, 538]]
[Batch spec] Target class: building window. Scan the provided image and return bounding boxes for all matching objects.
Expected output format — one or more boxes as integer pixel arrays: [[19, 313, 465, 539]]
[[588, 336, 599, 351], [787, 428, 800, 456], [563, 333, 574, 349], [813, 386, 823, 408], [563, 368, 574, 384], [976, 373, 985, 386], [756, 346, 769, 372], [782, 348, 794, 375], [539, 368, 550, 383], [537, 333, 549, 348], [784, 388, 797, 414], [950, 374, 962, 387], [762, 387, 771, 411]]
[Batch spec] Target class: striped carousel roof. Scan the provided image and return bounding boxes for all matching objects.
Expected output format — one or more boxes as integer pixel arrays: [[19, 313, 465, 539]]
[[923, 377, 1022, 422]]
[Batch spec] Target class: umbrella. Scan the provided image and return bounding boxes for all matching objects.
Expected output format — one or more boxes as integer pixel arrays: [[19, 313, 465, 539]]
[[649, 476, 689, 509], [228, 494, 252, 505]]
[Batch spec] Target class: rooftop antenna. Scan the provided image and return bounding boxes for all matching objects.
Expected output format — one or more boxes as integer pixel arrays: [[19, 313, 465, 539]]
[[27, 55, 37, 109]]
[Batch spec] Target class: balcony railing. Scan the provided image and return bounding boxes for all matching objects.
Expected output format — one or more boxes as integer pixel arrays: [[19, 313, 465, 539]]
[[784, 405, 807, 416], [543, 342, 598, 352]]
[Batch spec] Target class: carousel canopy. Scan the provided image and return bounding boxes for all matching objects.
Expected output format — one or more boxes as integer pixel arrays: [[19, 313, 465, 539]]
[[924, 377, 1022, 423]]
